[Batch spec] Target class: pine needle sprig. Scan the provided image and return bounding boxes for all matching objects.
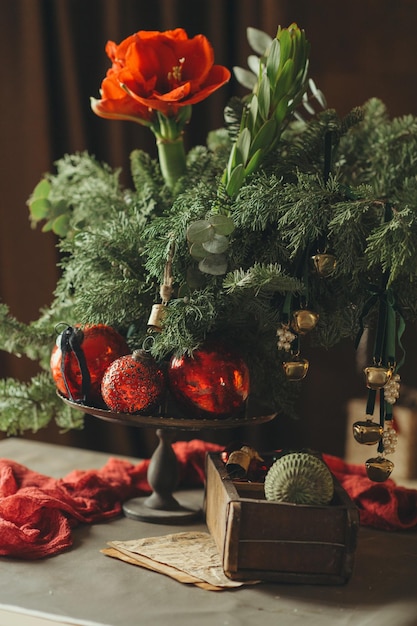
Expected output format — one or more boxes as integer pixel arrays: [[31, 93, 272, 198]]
[[0, 374, 83, 435], [223, 263, 304, 296], [29, 152, 126, 237], [364, 206, 417, 285], [151, 287, 220, 358], [0, 304, 54, 364]]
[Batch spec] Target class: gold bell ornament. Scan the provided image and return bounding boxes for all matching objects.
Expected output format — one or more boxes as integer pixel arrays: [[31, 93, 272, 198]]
[[363, 365, 392, 390], [352, 419, 383, 445], [365, 456, 394, 482], [311, 253, 337, 278], [282, 355, 309, 381], [291, 309, 319, 335]]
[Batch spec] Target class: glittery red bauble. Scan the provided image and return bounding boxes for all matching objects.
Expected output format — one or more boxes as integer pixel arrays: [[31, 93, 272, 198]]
[[168, 342, 250, 418], [101, 350, 165, 413], [50, 324, 130, 404]]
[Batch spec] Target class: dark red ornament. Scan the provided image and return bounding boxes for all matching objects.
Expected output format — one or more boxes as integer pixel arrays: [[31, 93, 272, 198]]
[[101, 350, 165, 413], [168, 342, 250, 418], [50, 324, 130, 405]]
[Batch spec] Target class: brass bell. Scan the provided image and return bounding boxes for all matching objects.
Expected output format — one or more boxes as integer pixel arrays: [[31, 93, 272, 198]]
[[311, 253, 337, 277], [291, 309, 319, 335], [282, 357, 309, 381], [147, 303, 166, 332], [365, 456, 394, 482], [364, 365, 392, 390], [353, 420, 383, 445]]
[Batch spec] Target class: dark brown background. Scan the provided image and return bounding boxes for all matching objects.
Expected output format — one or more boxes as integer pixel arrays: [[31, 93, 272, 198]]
[[1, 0, 416, 458]]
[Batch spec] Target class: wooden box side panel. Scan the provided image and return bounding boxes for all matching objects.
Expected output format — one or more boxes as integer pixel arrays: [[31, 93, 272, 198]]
[[222, 500, 356, 584], [237, 540, 345, 575], [204, 453, 238, 568], [238, 500, 350, 544]]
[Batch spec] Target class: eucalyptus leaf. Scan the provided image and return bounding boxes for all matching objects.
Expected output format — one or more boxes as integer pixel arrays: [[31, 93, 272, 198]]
[[186, 220, 214, 243], [41, 220, 54, 233], [199, 253, 228, 276], [189, 242, 207, 260], [52, 214, 70, 237], [29, 198, 51, 220], [208, 214, 235, 236], [31, 178, 51, 200], [202, 234, 229, 254], [247, 27, 273, 55], [233, 66, 257, 91], [51, 199, 69, 218]]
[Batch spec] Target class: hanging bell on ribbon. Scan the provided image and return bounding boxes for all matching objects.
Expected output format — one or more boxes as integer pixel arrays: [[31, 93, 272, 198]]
[[363, 365, 392, 390], [365, 456, 394, 482], [311, 253, 337, 277], [282, 356, 309, 381], [352, 419, 383, 445], [291, 309, 319, 335], [147, 304, 166, 332]]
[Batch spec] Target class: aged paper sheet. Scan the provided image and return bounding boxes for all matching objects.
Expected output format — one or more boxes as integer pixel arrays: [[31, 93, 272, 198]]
[[102, 531, 255, 590]]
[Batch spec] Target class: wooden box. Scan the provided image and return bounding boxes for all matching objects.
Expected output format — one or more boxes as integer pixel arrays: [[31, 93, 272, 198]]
[[204, 453, 359, 585]]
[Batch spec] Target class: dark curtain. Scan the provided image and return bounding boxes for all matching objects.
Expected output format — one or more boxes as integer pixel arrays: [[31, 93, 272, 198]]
[[1, 0, 417, 458]]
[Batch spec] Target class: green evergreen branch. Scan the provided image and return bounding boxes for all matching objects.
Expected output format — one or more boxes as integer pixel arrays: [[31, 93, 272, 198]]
[[0, 374, 84, 435], [223, 264, 304, 296]]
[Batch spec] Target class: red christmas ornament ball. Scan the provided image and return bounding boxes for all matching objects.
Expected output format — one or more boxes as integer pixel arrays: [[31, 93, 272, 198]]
[[101, 350, 165, 413], [168, 342, 250, 418], [50, 324, 130, 404]]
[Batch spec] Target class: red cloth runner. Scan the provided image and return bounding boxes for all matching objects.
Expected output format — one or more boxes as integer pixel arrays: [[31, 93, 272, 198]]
[[0, 440, 415, 560]]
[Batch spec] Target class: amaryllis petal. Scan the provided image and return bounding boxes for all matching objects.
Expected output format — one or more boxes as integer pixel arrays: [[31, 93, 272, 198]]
[[155, 83, 192, 103], [91, 75, 153, 124], [90, 97, 152, 125]]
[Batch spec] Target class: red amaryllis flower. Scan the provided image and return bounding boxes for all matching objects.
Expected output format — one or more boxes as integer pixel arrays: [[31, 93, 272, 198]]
[[91, 28, 231, 123]]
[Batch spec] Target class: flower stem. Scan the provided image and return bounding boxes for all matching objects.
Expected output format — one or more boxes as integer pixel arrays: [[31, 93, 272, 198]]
[[157, 136, 187, 190]]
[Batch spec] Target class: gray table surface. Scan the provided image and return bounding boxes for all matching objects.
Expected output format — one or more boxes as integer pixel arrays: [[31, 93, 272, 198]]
[[0, 437, 416, 626]]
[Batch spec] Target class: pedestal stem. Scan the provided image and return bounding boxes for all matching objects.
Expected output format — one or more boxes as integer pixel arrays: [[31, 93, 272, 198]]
[[122, 427, 201, 523], [144, 428, 180, 510]]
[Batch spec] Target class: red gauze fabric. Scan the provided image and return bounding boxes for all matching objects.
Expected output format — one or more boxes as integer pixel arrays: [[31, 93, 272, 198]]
[[0, 440, 416, 560]]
